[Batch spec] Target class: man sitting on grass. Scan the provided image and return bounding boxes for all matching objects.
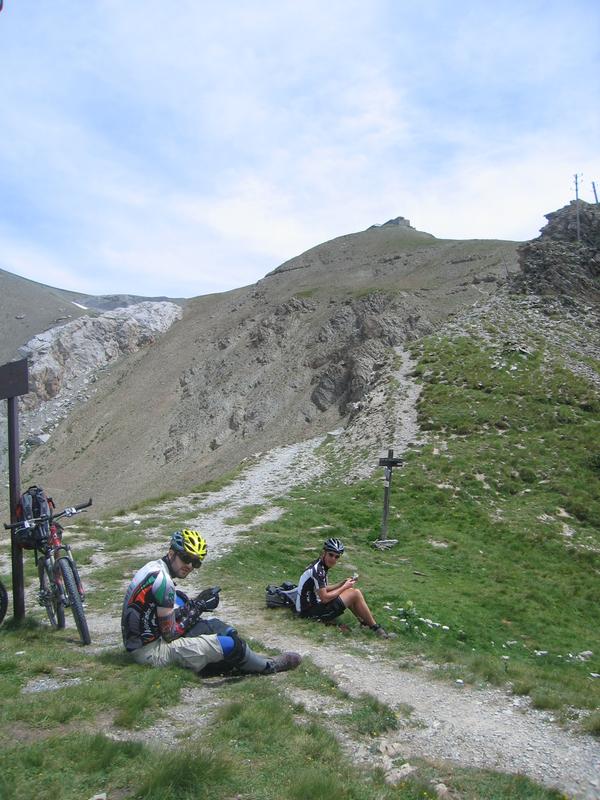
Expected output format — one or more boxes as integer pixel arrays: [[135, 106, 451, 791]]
[[295, 537, 392, 638], [122, 528, 301, 675]]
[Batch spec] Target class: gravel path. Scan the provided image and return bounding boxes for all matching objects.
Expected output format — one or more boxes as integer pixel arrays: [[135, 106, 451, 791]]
[[218, 601, 600, 800]]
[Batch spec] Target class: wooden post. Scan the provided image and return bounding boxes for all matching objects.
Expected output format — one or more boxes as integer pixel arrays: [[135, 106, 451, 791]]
[[374, 448, 402, 550], [0, 359, 30, 621]]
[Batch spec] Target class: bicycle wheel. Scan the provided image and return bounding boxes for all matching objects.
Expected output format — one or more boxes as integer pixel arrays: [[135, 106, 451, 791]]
[[57, 558, 91, 645], [0, 580, 8, 625], [37, 558, 66, 629]]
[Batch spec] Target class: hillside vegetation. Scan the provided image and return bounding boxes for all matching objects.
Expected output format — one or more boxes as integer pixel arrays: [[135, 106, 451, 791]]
[[1, 295, 598, 800], [0, 202, 599, 799]]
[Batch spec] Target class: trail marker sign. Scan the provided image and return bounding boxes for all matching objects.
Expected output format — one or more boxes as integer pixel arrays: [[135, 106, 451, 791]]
[[374, 448, 402, 550]]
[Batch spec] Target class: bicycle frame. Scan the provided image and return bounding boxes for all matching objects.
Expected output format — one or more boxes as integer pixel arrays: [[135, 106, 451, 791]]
[[35, 523, 85, 611]]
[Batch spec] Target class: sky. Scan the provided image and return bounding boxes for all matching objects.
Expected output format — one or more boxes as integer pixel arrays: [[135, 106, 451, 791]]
[[1, 1, 598, 299]]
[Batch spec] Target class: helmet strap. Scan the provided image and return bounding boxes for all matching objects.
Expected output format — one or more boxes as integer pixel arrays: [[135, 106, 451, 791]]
[[163, 551, 177, 578]]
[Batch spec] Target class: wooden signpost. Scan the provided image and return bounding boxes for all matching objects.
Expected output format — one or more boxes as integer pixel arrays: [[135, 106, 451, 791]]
[[374, 448, 402, 550], [0, 358, 29, 620]]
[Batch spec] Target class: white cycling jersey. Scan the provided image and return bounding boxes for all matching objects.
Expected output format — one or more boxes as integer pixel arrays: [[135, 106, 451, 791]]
[[121, 558, 176, 651]]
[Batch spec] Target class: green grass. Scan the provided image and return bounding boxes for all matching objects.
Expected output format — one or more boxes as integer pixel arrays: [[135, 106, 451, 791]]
[[342, 692, 401, 736], [581, 710, 600, 737], [0, 623, 189, 732], [0, 324, 597, 798]]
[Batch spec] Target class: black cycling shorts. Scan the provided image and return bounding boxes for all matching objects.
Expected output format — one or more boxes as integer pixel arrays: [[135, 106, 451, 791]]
[[300, 596, 346, 623]]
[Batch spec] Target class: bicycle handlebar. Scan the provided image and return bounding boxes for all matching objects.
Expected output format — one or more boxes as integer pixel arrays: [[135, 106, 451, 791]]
[[3, 498, 93, 530]]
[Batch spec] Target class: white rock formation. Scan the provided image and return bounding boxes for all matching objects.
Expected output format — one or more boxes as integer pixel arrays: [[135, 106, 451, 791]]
[[0, 302, 182, 473], [19, 302, 182, 406]]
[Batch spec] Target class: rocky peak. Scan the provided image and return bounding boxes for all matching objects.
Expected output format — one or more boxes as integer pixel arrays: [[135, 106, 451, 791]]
[[513, 200, 600, 303], [369, 216, 414, 230], [539, 200, 600, 247], [19, 301, 182, 407], [382, 216, 413, 228]]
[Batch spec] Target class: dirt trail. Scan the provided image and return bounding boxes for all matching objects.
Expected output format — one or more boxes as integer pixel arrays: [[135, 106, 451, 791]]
[[219, 599, 600, 800]]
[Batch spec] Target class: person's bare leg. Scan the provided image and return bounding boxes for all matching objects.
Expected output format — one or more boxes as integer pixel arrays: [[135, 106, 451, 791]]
[[339, 588, 376, 627]]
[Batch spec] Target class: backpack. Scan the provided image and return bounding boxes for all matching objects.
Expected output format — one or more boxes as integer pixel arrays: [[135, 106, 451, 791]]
[[15, 485, 55, 549], [265, 581, 298, 611]]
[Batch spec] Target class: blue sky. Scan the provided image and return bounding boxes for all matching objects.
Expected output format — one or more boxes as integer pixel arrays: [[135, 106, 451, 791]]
[[1, 1, 598, 298]]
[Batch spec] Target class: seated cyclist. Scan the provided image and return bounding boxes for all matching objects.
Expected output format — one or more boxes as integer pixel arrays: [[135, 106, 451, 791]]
[[121, 528, 301, 675], [296, 537, 391, 638]]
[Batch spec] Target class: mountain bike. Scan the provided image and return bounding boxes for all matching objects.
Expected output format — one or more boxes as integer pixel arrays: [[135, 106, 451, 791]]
[[3, 499, 93, 645]]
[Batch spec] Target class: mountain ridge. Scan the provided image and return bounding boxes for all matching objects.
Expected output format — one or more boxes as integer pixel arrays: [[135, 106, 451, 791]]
[[2, 203, 598, 516]]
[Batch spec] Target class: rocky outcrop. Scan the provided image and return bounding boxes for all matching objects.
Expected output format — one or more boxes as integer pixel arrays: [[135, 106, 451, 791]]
[[0, 301, 182, 480], [309, 293, 432, 413], [369, 215, 421, 231], [514, 201, 600, 303], [19, 302, 182, 408]]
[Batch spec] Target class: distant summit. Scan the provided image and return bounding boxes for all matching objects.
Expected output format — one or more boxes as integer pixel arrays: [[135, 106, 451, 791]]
[[368, 216, 414, 230]]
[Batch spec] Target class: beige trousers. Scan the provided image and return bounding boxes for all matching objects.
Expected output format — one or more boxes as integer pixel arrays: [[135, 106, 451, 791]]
[[131, 633, 224, 673]]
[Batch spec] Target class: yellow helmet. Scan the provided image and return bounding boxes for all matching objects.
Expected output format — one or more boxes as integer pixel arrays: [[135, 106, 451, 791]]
[[170, 529, 207, 561]]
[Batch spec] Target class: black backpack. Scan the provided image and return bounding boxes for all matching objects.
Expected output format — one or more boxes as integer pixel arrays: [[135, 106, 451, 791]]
[[15, 485, 55, 549], [265, 581, 298, 610]]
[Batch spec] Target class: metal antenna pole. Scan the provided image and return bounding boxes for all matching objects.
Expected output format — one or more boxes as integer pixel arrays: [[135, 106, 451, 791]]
[[574, 173, 582, 243], [593, 181, 599, 205]]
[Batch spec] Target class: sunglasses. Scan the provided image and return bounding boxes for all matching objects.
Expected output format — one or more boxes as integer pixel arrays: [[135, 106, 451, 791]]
[[179, 553, 203, 568]]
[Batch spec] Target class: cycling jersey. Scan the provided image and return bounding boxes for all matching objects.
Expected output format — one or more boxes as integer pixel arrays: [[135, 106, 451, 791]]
[[121, 558, 176, 651], [296, 557, 328, 613]]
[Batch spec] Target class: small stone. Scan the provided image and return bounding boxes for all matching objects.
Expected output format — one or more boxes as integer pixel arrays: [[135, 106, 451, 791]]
[[385, 762, 417, 784], [379, 741, 403, 758]]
